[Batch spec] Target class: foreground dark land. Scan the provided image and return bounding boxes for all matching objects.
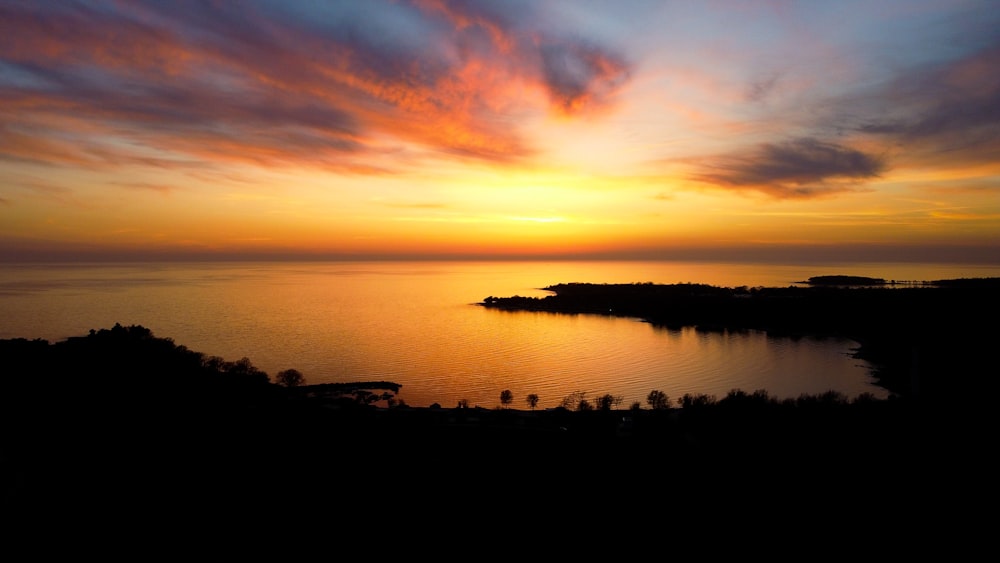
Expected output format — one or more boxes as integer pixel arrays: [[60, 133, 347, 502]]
[[3, 278, 998, 523]]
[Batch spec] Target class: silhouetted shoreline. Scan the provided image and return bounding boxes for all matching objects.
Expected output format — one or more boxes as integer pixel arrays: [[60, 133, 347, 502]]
[[4, 276, 997, 517], [481, 277, 1000, 402]]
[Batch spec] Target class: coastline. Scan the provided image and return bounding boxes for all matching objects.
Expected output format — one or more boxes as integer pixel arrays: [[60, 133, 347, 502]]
[[481, 278, 1000, 401], [4, 277, 996, 518]]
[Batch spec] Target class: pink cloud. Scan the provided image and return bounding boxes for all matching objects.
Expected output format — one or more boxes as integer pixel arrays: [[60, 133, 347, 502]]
[[0, 1, 631, 171]]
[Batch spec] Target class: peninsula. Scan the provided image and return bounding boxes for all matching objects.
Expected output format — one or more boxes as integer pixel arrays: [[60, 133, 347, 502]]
[[481, 277, 1000, 402]]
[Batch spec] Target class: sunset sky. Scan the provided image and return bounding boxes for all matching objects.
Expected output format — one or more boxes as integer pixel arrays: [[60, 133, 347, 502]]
[[1, 0, 998, 263]]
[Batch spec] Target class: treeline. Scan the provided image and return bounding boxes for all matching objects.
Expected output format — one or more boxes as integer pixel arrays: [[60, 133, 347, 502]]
[[0, 323, 402, 413], [472, 386, 905, 451], [490, 386, 884, 413]]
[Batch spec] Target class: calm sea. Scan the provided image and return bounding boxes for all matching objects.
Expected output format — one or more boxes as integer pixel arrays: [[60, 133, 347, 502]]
[[3, 260, 998, 408]]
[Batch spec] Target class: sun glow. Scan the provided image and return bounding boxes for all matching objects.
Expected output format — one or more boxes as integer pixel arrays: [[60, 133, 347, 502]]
[[1, 2, 997, 264], [508, 216, 566, 223]]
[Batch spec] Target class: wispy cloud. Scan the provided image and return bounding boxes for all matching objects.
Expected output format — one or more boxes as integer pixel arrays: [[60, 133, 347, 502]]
[[110, 181, 177, 195], [744, 72, 781, 104], [0, 1, 631, 171], [855, 41, 1000, 171], [672, 10, 1000, 200]]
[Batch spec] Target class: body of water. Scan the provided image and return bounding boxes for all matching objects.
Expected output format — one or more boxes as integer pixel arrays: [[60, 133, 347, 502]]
[[3, 260, 998, 408]]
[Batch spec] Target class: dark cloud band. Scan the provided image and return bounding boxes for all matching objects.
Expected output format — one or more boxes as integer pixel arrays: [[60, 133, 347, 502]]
[[695, 138, 885, 198]]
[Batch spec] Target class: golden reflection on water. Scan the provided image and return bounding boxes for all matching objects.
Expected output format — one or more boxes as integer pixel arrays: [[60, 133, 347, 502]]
[[7, 259, 993, 407]]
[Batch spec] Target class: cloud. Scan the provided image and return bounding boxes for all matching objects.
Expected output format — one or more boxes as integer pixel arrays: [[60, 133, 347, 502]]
[[110, 182, 177, 195], [855, 42, 1000, 170], [0, 1, 631, 173], [686, 38, 999, 199], [744, 72, 781, 103], [678, 16, 1000, 200], [694, 137, 885, 198], [410, 0, 632, 115], [0, 3, 399, 169], [539, 39, 630, 114]]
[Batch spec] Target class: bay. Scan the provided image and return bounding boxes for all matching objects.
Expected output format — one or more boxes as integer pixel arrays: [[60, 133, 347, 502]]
[[3, 259, 997, 408]]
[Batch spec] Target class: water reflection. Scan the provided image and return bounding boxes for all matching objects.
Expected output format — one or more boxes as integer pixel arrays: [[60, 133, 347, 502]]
[[0, 260, 933, 407]]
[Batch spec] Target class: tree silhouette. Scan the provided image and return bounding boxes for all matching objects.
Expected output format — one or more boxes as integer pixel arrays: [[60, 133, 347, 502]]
[[595, 393, 623, 411], [526, 393, 539, 410], [646, 389, 670, 410], [500, 389, 513, 408], [679, 393, 717, 409], [275, 368, 306, 388], [560, 391, 587, 410]]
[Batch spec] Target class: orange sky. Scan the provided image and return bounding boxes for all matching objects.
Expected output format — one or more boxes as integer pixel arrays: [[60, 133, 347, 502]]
[[1, 1, 998, 263]]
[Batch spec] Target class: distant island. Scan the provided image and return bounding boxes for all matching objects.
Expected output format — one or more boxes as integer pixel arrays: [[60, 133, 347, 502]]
[[801, 275, 887, 285], [798, 274, 999, 287]]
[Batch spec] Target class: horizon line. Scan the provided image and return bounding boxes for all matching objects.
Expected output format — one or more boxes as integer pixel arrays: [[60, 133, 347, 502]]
[[2, 248, 999, 265]]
